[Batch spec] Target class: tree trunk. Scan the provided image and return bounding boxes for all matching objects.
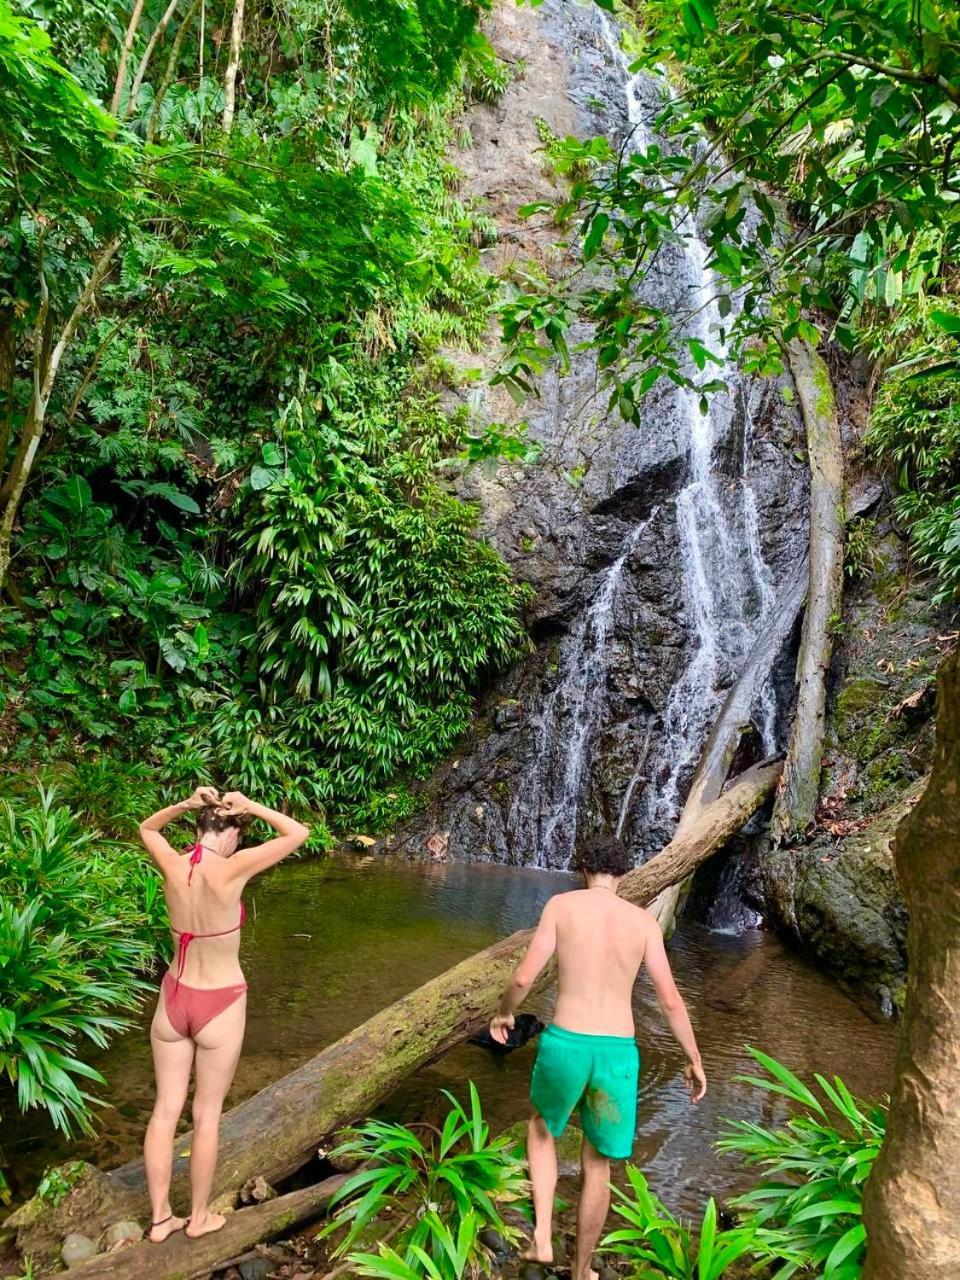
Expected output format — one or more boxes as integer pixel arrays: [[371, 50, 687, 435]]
[[110, 0, 147, 117], [125, 0, 181, 119], [862, 650, 960, 1280], [0, 241, 120, 589], [68, 1174, 347, 1280], [7, 760, 779, 1267], [770, 339, 844, 845], [221, 0, 245, 133]]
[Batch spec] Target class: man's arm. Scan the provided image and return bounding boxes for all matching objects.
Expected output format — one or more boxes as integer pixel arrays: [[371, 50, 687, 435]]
[[643, 920, 707, 1102], [139, 785, 219, 870], [489, 898, 558, 1044], [219, 792, 310, 880]]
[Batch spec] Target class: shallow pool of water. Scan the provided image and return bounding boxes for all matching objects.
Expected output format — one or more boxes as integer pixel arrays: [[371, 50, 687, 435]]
[[4, 856, 895, 1215]]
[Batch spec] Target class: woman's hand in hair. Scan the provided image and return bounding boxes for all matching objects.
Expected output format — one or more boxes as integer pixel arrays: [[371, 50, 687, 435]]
[[187, 785, 220, 810], [219, 791, 252, 816]]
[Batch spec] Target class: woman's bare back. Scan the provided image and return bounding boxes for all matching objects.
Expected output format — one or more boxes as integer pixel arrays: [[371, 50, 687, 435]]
[[162, 853, 245, 988]]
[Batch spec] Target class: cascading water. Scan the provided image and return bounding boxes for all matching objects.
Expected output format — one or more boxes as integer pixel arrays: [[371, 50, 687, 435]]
[[594, 13, 780, 852], [507, 512, 658, 869], [507, 8, 780, 872]]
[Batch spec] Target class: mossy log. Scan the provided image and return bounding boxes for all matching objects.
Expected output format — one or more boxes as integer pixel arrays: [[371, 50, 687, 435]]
[[770, 339, 844, 845], [67, 1173, 346, 1280], [8, 759, 780, 1270], [862, 651, 960, 1279]]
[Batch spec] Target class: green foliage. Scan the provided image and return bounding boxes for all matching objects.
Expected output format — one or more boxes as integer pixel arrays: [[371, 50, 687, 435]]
[[0, 788, 164, 1135], [498, 0, 960, 422], [866, 309, 960, 601], [323, 1082, 526, 1280], [0, 0, 532, 824], [461, 30, 513, 104], [603, 1164, 791, 1279], [843, 519, 885, 583], [718, 1047, 885, 1279]]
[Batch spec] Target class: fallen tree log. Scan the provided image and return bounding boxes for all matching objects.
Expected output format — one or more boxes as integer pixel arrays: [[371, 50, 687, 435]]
[[71, 1173, 346, 1280], [770, 339, 844, 845], [8, 759, 780, 1269], [648, 566, 808, 931]]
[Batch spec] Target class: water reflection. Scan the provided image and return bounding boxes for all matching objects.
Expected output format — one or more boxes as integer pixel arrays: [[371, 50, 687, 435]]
[[4, 858, 895, 1216]]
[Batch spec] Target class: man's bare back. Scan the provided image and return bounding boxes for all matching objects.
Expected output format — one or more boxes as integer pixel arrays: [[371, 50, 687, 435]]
[[550, 888, 653, 1037]]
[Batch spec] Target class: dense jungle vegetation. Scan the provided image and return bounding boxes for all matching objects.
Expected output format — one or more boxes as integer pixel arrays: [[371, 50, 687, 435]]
[[0, 0, 529, 832], [0, 0, 535, 1148]]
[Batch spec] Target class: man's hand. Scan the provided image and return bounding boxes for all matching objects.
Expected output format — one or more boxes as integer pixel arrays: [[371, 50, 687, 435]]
[[187, 786, 219, 810], [683, 1059, 707, 1103], [489, 1013, 515, 1046], [219, 790, 253, 816]]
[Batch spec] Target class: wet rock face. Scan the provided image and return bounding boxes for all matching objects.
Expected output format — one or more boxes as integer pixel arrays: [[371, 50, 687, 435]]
[[400, 0, 808, 868], [759, 509, 946, 1008]]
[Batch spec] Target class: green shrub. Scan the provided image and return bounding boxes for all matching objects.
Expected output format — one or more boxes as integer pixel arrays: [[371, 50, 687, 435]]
[[0, 789, 164, 1135], [866, 320, 960, 603], [602, 1165, 791, 1280], [718, 1048, 885, 1280], [323, 1083, 526, 1280]]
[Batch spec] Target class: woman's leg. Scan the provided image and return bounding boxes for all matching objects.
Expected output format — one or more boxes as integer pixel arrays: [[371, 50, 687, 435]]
[[185, 993, 246, 1238], [145, 991, 194, 1242]]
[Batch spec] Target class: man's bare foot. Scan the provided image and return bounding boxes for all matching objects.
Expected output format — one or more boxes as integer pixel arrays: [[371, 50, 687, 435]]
[[185, 1211, 226, 1239], [148, 1215, 186, 1243], [521, 1235, 554, 1264]]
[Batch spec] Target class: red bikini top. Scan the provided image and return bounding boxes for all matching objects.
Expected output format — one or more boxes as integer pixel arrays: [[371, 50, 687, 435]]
[[170, 842, 246, 989]]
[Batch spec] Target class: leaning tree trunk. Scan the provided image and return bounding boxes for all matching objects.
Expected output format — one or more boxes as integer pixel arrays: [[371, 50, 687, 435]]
[[769, 339, 844, 845], [7, 760, 780, 1269], [648, 566, 808, 931], [862, 650, 960, 1279]]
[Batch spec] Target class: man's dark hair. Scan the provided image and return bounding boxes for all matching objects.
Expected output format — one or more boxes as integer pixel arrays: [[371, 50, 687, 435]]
[[577, 833, 631, 878], [196, 805, 248, 837]]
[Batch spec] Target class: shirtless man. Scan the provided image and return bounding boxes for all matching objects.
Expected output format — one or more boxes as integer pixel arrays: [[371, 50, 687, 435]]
[[489, 834, 706, 1280]]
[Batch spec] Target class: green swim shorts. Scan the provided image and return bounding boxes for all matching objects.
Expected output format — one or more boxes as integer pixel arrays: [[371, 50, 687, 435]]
[[529, 1023, 641, 1159]]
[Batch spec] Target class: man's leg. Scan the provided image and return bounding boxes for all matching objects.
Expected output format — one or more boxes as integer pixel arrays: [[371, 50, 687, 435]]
[[574, 1136, 610, 1280], [524, 1109, 558, 1263]]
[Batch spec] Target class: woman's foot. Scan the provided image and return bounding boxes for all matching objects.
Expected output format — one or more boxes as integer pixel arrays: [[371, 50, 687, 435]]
[[148, 1214, 186, 1243], [185, 1210, 226, 1239]]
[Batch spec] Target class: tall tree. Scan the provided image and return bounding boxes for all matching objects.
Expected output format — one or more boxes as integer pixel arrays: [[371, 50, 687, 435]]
[[862, 649, 960, 1278]]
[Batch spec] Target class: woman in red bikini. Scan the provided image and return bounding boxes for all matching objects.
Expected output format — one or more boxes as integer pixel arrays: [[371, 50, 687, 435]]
[[139, 786, 309, 1243]]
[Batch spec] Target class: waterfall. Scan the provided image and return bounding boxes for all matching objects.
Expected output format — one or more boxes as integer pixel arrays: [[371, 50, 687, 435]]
[[591, 13, 779, 847], [507, 511, 658, 869], [505, 8, 779, 871]]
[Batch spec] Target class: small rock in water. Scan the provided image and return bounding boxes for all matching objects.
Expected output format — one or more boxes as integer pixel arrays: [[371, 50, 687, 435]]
[[240, 1174, 278, 1204], [238, 1258, 276, 1280], [61, 1234, 96, 1268], [479, 1227, 513, 1261], [101, 1219, 143, 1248]]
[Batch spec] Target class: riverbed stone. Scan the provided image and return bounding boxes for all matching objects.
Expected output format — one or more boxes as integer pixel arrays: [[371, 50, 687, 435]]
[[238, 1257, 276, 1280], [61, 1233, 96, 1268], [100, 1219, 143, 1248]]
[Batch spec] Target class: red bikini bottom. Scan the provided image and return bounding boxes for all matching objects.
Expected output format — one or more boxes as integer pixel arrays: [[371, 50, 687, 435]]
[[161, 972, 247, 1039]]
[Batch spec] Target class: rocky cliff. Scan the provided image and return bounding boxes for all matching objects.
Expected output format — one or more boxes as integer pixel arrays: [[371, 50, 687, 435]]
[[402, 0, 808, 868]]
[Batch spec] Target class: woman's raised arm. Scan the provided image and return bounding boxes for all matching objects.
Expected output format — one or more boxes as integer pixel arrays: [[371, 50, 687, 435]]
[[139, 785, 219, 869]]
